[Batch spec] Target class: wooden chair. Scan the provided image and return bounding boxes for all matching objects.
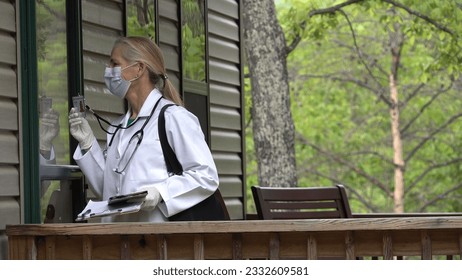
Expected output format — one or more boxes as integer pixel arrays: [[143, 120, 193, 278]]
[[251, 184, 352, 220]]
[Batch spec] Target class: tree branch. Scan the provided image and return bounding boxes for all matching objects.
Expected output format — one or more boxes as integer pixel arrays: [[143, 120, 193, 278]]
[[405, 112, 462, 162], [287, 0, 456, 54], [400, 83, 452, 135], [418, 182, 462, 212], [286, 0, 365, 54], [301, 72, 392, 106], [296, 131, 392, 197], [381, 0, 455, 36], [406, 157, 462, 194]]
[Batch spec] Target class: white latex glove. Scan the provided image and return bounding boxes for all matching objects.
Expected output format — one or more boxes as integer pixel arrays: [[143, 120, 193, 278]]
[[69, 107, 95, 150], [138, 186, 162, 211], [40, 109, 60, 151]]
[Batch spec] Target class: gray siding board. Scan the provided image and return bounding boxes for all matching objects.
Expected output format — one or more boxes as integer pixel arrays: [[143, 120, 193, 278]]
[[210, 106, 241, 130], [159, 43, 180, 73], [0, 1, 15, 33], [0, 67, 18, 99], [209, 83, 240, 108], [214, 153, 242, 175], [159, 19, 180, 47], [0, 166, 19, 196], [84, 86, 125, 115], [218, 175, 243, 197], [82, 25, 120, 56], [208, 0, 239, 19], [0, 99, 18, 130], [209, 37, 239, 64], [0, 34, 16, 65], [211, 130, 241, 152], [82, 0, 124, 30], [208, 13, 239, 42], [209, 60, 240, 86], [83, 54, 110, 83], [0, 132, 18, 165], [159, 0, 178, 22], [225, 198, 244, 219], [0, 198, 20, 229]]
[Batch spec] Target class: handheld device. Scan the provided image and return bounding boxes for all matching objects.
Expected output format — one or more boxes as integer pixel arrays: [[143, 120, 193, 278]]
[[39, 96, 52, 117], [72, 94, 86, 117]]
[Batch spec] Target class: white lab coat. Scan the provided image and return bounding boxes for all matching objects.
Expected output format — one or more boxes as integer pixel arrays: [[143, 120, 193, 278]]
[[73, 89, 219, 222]]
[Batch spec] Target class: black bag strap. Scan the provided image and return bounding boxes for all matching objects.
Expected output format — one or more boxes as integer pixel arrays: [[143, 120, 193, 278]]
[[158, 104, 183, 175]]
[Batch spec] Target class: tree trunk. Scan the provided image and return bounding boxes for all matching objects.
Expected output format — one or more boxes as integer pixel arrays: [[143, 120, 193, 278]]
[[389, 73, 405, 213], [243, 0, 297, 188], [389, 23, 405, 213]]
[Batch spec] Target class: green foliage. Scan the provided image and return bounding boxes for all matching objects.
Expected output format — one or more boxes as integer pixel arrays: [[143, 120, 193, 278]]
[[182, 24, 206, 81], [126, 0, 155, 38], [244, 65, 259, 213], [182, 0, 206, 81], [245, 0, 462, 213], [127, 16, 155, 38]]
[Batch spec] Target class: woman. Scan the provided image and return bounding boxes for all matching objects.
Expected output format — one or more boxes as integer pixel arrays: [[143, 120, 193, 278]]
[[68, 36, 219, 222]]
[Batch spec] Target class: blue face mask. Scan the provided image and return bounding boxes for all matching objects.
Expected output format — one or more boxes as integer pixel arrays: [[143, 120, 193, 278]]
[[104, 63, 138, 98]]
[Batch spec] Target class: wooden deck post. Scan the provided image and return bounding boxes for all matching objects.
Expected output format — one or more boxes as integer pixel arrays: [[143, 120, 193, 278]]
[[345, 231, 356, 260], [194, 234, 204, 260], [421, 231, 432, 260], [120, 235, 130, 260], [82, 236, 92, 260], [269, 233, 279, 259], [382, 232, 393, 260], [306, 234, 317, 260], [157, 234, 167, 260], [232, 233, 243, 260]]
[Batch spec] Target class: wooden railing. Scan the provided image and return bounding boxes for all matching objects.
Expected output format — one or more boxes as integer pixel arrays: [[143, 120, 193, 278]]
[[6, 217, 462, 260]]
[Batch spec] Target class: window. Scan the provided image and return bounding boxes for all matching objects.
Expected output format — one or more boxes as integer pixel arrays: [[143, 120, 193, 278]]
[[127, 0, 156, 38], [182, 0, 206, 82], [35, 0, 84, 223], [36, 0, 69, 165]]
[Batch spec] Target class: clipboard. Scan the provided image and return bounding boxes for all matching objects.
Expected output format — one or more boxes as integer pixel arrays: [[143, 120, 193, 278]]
[[76, 191, 148, 221], [108, 190, 148, 205]]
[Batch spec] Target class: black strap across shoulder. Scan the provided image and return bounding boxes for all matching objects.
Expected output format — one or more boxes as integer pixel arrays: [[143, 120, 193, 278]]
[[158, 104, 183, 175]]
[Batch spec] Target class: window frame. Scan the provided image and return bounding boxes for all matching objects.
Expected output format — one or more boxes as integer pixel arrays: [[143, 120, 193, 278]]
[[21, 0, 84, 223]]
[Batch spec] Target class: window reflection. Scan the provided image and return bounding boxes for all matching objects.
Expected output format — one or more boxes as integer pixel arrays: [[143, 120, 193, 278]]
[[182, 0, 206, 81], [127, 0, 156, 38], [40, 180, 72, 223], [36, 0, 71, 223], [36, 0, 69, 165]]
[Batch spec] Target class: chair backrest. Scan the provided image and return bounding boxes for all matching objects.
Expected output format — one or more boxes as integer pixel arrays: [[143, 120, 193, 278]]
[[251, 185, 352, 220]]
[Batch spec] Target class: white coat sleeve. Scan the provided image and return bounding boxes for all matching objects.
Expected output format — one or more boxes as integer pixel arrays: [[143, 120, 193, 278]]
[[155, 107, 219, 217], [73, 138, 106, 199]]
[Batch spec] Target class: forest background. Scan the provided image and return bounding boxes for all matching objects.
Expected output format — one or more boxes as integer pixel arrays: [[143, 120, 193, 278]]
[[244, 0, 462, 214]]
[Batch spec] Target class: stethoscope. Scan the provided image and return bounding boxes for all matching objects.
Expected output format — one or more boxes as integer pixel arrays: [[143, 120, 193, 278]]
[[86, 97, 163, 174]]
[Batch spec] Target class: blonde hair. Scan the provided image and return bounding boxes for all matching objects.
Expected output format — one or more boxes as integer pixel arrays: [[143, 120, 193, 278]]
[[113, 36, 183, 106]]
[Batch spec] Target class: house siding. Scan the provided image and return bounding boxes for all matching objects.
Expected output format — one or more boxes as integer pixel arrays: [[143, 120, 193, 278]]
[[208, 0, 244, 219], [0, 0, 20, 259]]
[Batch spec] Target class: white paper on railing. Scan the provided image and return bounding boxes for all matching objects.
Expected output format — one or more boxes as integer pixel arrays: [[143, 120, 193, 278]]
[[75, 199, 143, 221]]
